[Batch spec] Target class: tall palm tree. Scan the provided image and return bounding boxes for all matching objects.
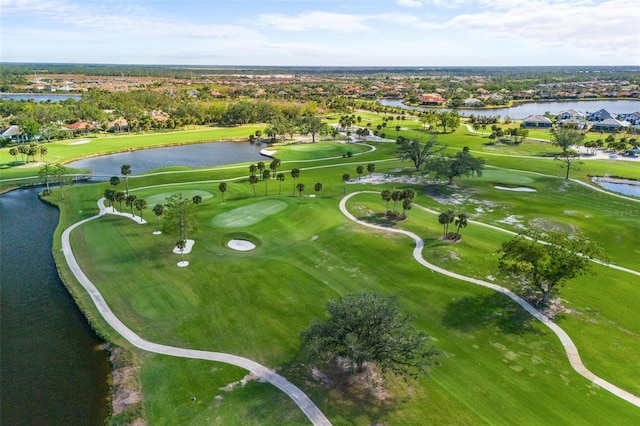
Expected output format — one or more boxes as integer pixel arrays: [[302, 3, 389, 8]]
[[115, 191, 126, 211], [381, 189, 391, 211], [104, 188, 116, 211], [110, 176, 120, 190], [134, 198, 147, 223], [192, 195, 202, 205], [438, 212, 449, 239], [249, 175, 258, 196], [356, 165, 364, 180], [152, 204, 164, 232], [291, 168, 300, 195], [269, 158, 281, 176], [367, 163, 375, 177], [391, 189, 402, 213], [125, 194, 137, 217], [276, 173, 285, 194], [314, 182, 323, 203], [263, 170, 270, 194], [249, 164, 257, 177], [455, 213, 468, 239], [121, 164, 132, 195], [257, 161, 266, 179], [218, 182, 227, 204], [296, 183, 305, 198], [342, 173, 350, 193]]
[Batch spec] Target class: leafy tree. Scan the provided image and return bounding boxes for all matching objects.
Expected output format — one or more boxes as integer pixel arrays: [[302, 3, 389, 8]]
[[163, 192, 198, 243], [556, 150, 582, 180], [291, 168, 300, 195], [276, 173, 285, 194], [439, 111, 460, 133], [8, 147, 19, 163], [342, 173, 351, 194], [121, 164, 132, 195], [497, 230, 605, 306], [218, 182, 227, 203], [314, 182, 322, 203], [152, 204, 164, 231], [296, 182, 305, 198], [396, 135, 440, 170], [355, 165, 364, 180], [52, 163, 68, 200], [21, 118, 41, 140], [301, 292, 438, 379], [38, 162, 56, 193], [299, 114, 328, 142], [425, 148, 484, 185], [249, 175, 258, 196], [551, 127, 585, 153]]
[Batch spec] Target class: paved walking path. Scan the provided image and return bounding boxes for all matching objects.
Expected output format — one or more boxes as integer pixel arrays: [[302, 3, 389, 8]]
[[61, 200, 332, 426], [340, 191, 640, 408]]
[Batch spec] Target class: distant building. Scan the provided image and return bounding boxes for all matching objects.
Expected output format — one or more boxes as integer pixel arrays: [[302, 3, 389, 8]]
[[588, 109, 613, 122], [591, 118, 629, 132], [522, 115, 553, 128], [463, 98, 484, 107], [0, 125, 25, 142], [618, 112, 640, 125], [418, 93, 445, 105]]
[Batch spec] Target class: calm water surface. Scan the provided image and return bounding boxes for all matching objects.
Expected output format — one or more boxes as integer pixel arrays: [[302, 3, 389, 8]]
[[0, 93, 82, 102], [67, 141, 267, 176], [0, 189, 110, 425], [378, 99, 640, 119], [598, 182, 640, 197]]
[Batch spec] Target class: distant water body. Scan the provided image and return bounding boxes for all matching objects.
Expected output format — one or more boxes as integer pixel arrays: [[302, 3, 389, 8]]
[[378, 99, 640, 119], [0, 93, 82, 102]]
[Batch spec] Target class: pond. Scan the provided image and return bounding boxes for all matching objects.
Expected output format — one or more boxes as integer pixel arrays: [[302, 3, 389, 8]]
[[596, 181, 640, 198], [378, 99, 640, 119], [67, 141, 268, 177], [0, 93, 82, 102]]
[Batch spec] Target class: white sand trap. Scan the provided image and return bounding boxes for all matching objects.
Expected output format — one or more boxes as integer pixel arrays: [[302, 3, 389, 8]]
[[260, 149, 278, 157], [68, 139, 91, 145], [173, 239, 195, 254], [177, 261, 189, 267], [153, 231, 162, 235], [228, 239, 256, 251], [494, 185, 537, 192]]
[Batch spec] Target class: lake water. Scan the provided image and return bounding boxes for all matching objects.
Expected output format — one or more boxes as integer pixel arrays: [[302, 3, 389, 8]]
[[378, 99, 640, 119], [67, 141, 267, 177], [0, 189, 110, 425], [597, 181, 640, 198], [0, 93, 82, 102]]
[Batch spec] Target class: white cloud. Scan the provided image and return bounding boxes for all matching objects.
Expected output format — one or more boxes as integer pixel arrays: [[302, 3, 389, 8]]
[[255, 11, 371, 32]]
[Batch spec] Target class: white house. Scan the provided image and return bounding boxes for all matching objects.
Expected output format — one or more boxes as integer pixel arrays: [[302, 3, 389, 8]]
[[591, 118, 629, 132], [618, 112, 640, 125], [588, 109, 613, 122]]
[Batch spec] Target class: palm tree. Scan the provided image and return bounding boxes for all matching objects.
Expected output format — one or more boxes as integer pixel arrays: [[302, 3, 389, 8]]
[[218, 182, 227, 203], [291, 168, 300, 195], [134, 198, 147, 223], [356, 165, 364, 180], [257, 161, 266, 179], [438, 212, 449, 239], [176, 239, 186, 262], [402, 198, 412, 216], [314, 182, 323, 203], [269, 158, 281, 176], [367, 163, 375, 177], [152, 204, 164, 232], [104, 188, 116, 211], [249, 175, 258, 196], [110, 176, 120, 190], [262, 170, 270, 194], [192, 195, 202, 205], [391, 189, 402, 213], [125, 194, 137, 217], [249, 164, 257, 177], [115, 191, 126, 211], [121, 164, 131, 195], [296, 183, 305, 198], [455, 213, 468, 239], [342, 173, 350, 193], [381, 189, 391, 211], [276, 173, 285, 194]]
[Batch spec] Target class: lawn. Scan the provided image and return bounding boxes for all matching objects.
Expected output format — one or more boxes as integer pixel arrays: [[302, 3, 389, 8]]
[[51, 136, 640, 424]]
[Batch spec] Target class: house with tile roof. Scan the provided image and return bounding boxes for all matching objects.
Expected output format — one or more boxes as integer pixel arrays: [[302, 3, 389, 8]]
[[591, 118, 629, 132], [522, 115, 553, 128]]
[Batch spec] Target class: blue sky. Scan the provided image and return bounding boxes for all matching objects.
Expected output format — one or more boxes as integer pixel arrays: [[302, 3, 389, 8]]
[[1, 0, 638, 66]]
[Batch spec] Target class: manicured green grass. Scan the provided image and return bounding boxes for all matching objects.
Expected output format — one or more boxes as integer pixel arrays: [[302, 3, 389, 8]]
[[51, 136, 640, 424], [266, 141, 371, 161]]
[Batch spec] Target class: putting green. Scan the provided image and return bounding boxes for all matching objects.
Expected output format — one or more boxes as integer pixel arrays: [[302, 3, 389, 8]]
[[129, 285, 195, 320], [479, 169, 535, 185], [144, 190, 213, 207], [212, 200, 287, 228]]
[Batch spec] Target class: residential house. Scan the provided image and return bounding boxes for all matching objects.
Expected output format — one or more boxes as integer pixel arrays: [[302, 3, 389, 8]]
[[618, 112, 640, 125], [522, 115, 553, 128], [588, 109, 613, 122], [591, 118, 629, 132], [463, 98, 484, 107], [557, 109, 586, 129], [68, 121, 95, 133], [418, 93, 445, 105], [0, 125, 25, 142]]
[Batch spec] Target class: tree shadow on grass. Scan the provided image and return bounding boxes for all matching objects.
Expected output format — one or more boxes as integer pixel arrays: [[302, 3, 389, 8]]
[[358, 212, 397, 228], [442, 292, 543, 336]]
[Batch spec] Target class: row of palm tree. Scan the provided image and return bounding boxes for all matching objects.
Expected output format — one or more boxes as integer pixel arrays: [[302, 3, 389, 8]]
[[381, 188, 416, 220], [438, 210, 468, 241]]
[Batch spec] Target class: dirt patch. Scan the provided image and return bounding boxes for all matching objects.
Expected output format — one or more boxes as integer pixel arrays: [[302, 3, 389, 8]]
[[310, 358, 391, 402], [104, 344, 147, 425]]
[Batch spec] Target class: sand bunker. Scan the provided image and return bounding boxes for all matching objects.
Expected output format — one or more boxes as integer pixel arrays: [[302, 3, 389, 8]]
[[494, 185, 537, 192], [68, 139, 91, 145], [228, 239, 256, 251]]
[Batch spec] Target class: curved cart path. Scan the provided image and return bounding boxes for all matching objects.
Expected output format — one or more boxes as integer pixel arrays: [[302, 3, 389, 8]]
[[61, 200, 332, 426], [340, 191, 640, 408]]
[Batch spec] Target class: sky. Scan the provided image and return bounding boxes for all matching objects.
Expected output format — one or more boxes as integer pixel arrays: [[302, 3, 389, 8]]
[[1, 0, 639, 66]]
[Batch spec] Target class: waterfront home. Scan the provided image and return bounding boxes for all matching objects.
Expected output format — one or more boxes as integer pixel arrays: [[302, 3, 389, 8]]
[[419, 93, 446, 105], [464, 98, 484, 107], [0, 125, 26, 142], [591, 118, 629, 132], [588, 109, 613, 122], [522, 115, 553, 128], [618, 112, 640, 125]]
